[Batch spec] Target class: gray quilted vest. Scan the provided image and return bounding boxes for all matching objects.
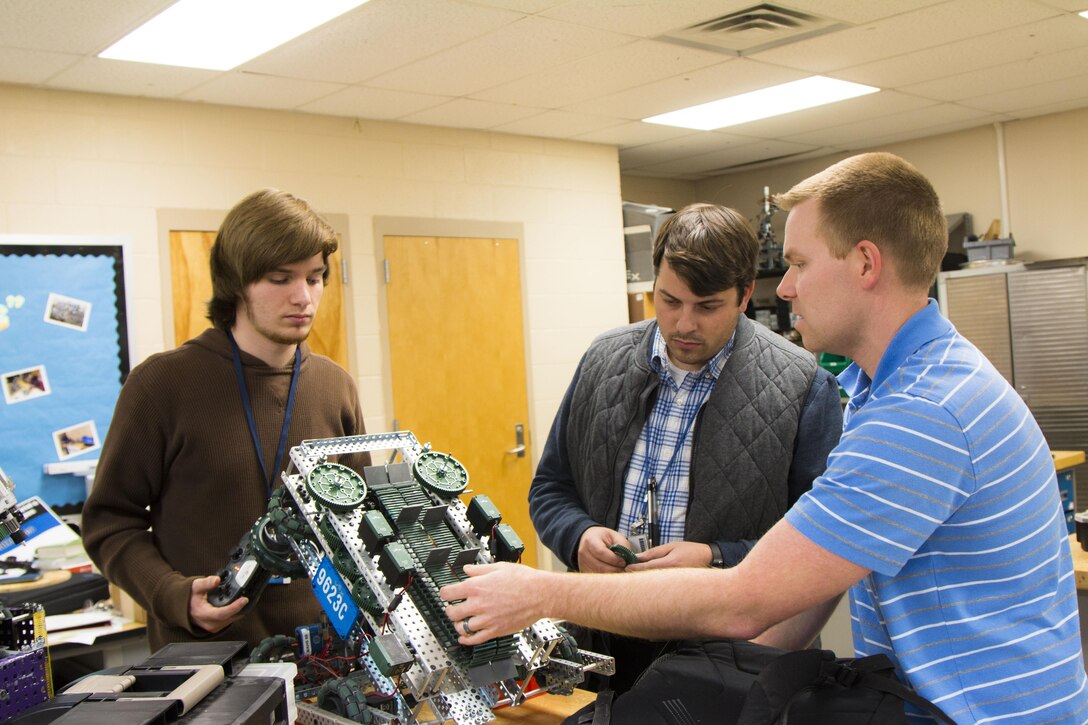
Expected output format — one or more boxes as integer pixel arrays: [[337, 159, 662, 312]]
[[566, 315, 817, 543]]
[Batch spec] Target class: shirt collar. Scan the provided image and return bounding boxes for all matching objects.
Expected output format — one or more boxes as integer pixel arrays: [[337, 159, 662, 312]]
[[838, 298, 951, 400], [650, 324, 735, 381]]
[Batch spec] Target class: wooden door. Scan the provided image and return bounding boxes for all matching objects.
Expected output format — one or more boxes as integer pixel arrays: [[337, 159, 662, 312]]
[[384, 236, 536, 566], [169, 230, 349, 369]]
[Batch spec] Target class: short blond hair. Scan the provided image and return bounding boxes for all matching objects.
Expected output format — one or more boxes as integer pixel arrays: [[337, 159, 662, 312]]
[[776, 153, 947, 289]]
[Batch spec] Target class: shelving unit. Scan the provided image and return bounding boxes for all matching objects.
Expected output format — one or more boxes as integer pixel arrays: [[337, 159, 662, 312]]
[[938, 259, 1088, 513]]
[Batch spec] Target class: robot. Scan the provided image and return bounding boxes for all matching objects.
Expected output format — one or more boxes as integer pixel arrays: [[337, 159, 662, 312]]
[[209, 431, 613, 724], [0, 467, 46, 722], [756, 185, 784, 272], [0, 466, 27, 547]]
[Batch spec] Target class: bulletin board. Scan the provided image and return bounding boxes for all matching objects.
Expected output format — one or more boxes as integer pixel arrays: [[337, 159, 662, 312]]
[[0, 238, 129, 511]]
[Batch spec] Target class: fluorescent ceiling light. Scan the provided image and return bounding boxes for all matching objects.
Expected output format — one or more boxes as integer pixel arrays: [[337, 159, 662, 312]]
[[643, 76, 880, 131], [99, 0, 369, 71], [1080, 10, 1088, 19]]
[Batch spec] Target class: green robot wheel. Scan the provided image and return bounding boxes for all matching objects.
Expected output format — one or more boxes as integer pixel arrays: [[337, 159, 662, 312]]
[[413, 451, 469, 497], [306, 462, 367, 512]]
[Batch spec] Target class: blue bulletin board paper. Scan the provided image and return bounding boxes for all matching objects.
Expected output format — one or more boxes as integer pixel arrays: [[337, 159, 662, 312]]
[[0, 240, 129, 509]]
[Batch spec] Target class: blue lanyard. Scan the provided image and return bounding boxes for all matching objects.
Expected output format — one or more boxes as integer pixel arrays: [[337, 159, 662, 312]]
[[227, 330, 301, 496]]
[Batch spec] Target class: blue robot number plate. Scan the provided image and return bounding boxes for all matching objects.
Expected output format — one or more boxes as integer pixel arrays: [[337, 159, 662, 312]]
[[312, 556, 360, 639]]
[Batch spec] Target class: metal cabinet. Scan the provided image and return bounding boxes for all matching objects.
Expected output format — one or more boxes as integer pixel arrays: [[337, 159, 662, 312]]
[[938, 259, 1088, 513]]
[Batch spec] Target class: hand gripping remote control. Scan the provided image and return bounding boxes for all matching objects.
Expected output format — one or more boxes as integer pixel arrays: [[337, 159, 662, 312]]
[[608, 543, 640, 566], [207, 529, 273, 611]]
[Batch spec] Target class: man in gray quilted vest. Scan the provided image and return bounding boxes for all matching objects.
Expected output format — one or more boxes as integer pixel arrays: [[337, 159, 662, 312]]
[[528, 202, 843, 691]]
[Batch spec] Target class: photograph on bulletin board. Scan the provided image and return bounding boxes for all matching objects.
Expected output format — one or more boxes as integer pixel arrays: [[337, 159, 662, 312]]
[[2, 364, 52, 405], [0, 240, 129, 513]]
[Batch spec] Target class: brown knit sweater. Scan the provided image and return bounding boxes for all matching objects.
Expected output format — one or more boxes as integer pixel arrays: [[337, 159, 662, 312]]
[[82, 328, 368, 650]]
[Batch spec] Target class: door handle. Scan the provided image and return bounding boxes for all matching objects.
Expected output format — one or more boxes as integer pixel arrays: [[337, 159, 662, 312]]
[[506, 423, 526, 458]]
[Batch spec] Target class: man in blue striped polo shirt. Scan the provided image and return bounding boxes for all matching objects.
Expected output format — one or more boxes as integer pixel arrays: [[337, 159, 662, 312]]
[[442, 152, 1088, 723]]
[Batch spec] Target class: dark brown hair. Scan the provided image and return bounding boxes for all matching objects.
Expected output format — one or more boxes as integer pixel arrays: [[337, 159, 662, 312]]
[[207, 188, 338, 329], [652, 203, 758, 302]]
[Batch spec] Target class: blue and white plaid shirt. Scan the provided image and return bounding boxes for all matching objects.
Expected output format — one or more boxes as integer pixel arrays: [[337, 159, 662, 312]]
[[617, 326, 735, 546]]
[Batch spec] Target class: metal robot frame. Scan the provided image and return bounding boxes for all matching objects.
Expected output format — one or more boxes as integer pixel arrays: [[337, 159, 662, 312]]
[[214, 431, 612, 725]]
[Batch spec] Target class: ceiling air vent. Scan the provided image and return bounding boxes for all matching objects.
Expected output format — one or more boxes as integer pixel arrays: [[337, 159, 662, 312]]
[[658, 4, 847, 56]]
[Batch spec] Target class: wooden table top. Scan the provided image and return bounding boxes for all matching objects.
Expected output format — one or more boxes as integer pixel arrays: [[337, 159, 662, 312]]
[[1054, 450, 1086, 471], [397, 689, 596, 725], [492, 689, 596, 723], [1070, 535, 1088, 592]]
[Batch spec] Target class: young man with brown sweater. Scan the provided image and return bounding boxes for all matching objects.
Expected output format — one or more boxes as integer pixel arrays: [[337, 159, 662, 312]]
[[83, 188, 369, 650]]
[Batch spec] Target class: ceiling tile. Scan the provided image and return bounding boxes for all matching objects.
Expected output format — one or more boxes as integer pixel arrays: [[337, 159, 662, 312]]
[[751, 0, 1060, 73], [399, 97, 543, 129], [298, 85, 450, 120], [837, 14, 1088, 90], [242, 0, 523, 84], [776, 0, 947, 24], [1001, 96, 1088, 119], [543, 0, 949, 40], [0, 48, 79, 84], [961, 73, 1088, 114], [571, 120, 695, 147], [782, 102, 997, 147], [469, 0, 569, 12], [902, 43, 1088, 102], [1030, 0, 1088, 10], [564, 58, 800, 121], [365, 15, 634, 97], [539, 0, 757, 38], [45, 57, 216, 98], [850, 112, 1014, 147], [470, 38, 728, 108], [491, 110, 621, 138], [0, 0, 174, 54], [180, 73, 346, 110]]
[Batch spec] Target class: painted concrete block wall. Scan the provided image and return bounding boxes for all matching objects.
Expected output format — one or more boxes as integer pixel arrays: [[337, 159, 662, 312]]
[[1004, 108, 1088, 260], [0, 84, 629, 463]]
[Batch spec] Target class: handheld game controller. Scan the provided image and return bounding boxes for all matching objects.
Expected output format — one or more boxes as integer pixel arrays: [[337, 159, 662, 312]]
[[208, 529, 273, 611]]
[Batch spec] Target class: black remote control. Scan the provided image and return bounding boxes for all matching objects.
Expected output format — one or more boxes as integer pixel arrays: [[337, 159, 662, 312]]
[[609, 543, 640, 566], [207, 529, 272, 611]]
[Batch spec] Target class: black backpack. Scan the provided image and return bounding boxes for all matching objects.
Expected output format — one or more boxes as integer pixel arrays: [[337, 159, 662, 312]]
[[565, 640, 955, 725]]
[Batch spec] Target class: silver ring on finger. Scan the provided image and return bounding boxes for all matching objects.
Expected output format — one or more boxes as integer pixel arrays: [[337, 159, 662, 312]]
[[461, 618, 476, 636]]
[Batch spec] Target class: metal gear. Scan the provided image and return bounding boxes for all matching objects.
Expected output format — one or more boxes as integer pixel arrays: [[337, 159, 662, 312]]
[[412, 451, 469, 497], [306, 462, 367, 512]]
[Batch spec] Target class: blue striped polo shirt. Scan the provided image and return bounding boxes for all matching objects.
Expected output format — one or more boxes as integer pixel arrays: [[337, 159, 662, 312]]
[[786, 300, 1088, 724]]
